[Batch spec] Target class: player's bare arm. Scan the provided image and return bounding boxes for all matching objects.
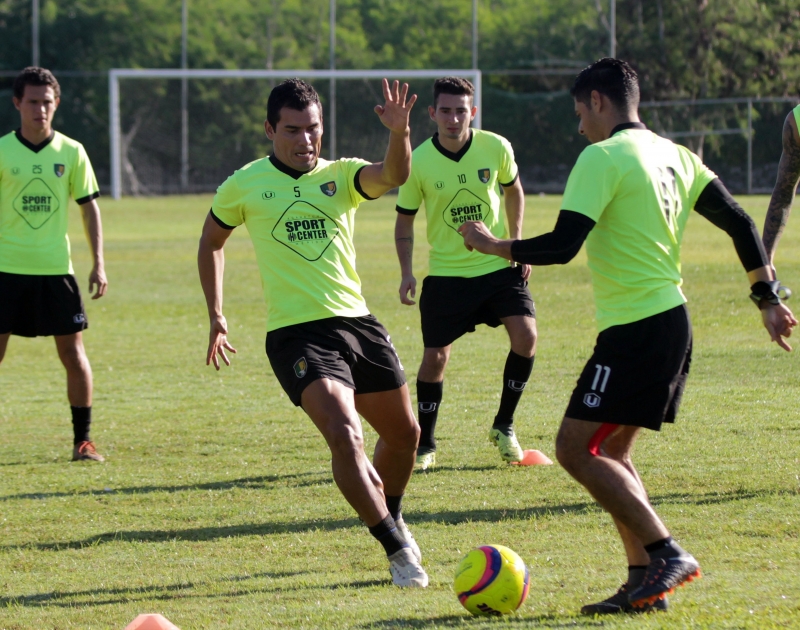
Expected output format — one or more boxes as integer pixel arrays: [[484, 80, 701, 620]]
[[395, 213, 417, 305], [746, 265, 797, 351], [763, 112, 800, 262], [359, 79, 418, 199], [79, 198, 107, 299], [502, 177, 531, 280], [458, 220, 515, 260], [198, 212, 237, 369]]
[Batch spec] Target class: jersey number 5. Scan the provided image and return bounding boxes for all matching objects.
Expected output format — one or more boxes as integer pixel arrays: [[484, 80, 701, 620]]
[[657, 167, 679, 232]]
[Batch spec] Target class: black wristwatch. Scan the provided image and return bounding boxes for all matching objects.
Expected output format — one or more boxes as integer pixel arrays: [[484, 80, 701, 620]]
[[749, 280, 790, 309]]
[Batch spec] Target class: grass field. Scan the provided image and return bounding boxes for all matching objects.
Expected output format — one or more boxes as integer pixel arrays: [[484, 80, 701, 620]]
[[1, 193, 799, 629]]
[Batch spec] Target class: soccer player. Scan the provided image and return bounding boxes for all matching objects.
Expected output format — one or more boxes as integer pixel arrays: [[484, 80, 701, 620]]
[[198, 78, 428, 587], [458, 58, 796, 614], [0, 67, 107, 462], [762, 103, 800, 266], [394, 77, 537, 469]]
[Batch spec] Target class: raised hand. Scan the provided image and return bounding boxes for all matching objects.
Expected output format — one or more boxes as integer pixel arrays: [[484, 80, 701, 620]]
[[374, 79, 417, 134]]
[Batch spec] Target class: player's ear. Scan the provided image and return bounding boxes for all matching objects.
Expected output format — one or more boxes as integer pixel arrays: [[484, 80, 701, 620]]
[[590, 90, 602, 112], [264, 120, 275, 140], [470, 105, 477, 120], [428, 105, 436, 121], [12, 97, 21, 111]]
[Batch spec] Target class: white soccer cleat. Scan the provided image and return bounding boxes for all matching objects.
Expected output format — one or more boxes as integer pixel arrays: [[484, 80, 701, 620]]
[[388, 547, 429, 588], [395, 517, 422, 562], [415, 450, 436, 470]]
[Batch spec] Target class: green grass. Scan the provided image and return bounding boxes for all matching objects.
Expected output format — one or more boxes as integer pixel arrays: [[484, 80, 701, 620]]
[[1, 194, 799, 629]]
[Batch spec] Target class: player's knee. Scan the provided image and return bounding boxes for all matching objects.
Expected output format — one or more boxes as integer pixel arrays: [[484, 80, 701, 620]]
[[326, 422, 365, 458], [57, 344, 88, 372], [554, 425, 585, 473]]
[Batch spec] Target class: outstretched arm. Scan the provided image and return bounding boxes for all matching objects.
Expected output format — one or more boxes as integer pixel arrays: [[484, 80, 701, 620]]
[[763, 112, 800, 264], [198, 211, 237, 369], [395, 212, 417, 305], [358, 79, 418, 199], [79, 199, 107, 299]]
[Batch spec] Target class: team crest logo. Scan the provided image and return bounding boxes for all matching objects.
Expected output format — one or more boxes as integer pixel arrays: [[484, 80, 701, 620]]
[[262, 191, 275, 200], [583, 393, 601, 408], [293, 357, 308, 378], [54, 164, 65, 178], [478, 168, 491, 184], [320, 181, 337, 196]]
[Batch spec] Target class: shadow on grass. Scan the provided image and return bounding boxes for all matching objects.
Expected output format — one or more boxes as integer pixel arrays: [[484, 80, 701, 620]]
[[0, 470, 331, 502], [363, 613, 600, 628], [0, 571, 389, 609], [5, 487, 791, 552]]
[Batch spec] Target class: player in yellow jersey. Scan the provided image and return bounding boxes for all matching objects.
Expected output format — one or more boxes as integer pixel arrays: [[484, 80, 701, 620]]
[[762, 104, 800, 267], [459, 59, 796, 614], [395, 77, 538, 469], [0, 67, 107, 462], [198, 78, 428, 587]]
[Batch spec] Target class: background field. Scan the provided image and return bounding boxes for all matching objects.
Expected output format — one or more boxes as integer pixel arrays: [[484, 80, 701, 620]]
[[1, 194, 799, 629]]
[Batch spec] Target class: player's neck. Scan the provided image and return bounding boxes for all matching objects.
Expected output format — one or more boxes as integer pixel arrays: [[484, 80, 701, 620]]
[[19, 123, 53, 147], [437, 130, 471, 154]]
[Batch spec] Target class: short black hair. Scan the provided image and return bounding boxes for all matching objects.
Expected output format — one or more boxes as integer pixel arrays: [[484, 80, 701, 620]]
[[570, 58, 639, 111], [433, 76, 474, 108], [266, 78, 321, 129], [13, 66, 61, 100]]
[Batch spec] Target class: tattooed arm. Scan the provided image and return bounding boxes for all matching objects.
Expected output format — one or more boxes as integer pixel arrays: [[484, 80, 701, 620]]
[[762, 111, 800, 264]]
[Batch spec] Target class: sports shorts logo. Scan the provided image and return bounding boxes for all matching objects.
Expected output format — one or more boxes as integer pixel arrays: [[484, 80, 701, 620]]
[[418, 402, 437, 413], [320, 181, 337, 196], [54, 164, 65, 177], [507, 379, 526, 392], [73, 313, 86, 324], [293, 357, 308, 378], [478, 168, 491, 184], [583, 393, 601, 408], [262, 191, 275, 200]]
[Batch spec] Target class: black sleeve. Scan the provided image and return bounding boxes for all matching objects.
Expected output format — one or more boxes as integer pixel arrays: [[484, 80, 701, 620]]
[[693, 178, 768, 272], [209, 208, 235, 230], [509, 210, 596, 265]]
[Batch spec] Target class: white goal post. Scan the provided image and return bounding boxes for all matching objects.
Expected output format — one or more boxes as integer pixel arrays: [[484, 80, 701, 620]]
[[108, 68, 483, 199]]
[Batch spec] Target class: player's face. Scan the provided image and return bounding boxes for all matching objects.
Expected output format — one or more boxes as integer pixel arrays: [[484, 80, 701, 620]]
[[265, 104, 323, 172], [429, 94, 476, 141], [574, 99, 602, 144], [13, 85, 59, 133]]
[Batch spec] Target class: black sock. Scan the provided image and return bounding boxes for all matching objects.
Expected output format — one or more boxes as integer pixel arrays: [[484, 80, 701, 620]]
[[644, 536, 686, 560], [71, 406, 92, 445], [385, 495, 403, 522], [493, 351, 535, 432], [627, 565, 648, 588], [368, 515, 406, 557], [416, 380, 443, 453]]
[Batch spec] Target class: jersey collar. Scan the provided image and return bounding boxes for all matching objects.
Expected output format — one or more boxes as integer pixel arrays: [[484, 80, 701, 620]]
[[610, 122, 647, 137], [432, 130, 473, 162], [269, 154, 317, 180], [15, 128, 55, 153]]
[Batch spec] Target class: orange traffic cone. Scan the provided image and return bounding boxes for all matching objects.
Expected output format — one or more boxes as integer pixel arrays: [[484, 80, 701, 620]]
[[124, 613, 181, 630], [511, 449, 553, 466]]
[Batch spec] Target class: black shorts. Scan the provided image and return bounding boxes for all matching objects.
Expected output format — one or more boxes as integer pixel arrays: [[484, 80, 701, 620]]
[[0, 272, 88, 338], [419, 266, 535, 348], [564, 304, 692, 431], [265, 315, 407, 407]]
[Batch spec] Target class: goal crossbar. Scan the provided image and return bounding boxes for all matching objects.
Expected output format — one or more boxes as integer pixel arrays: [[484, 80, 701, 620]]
[[109, 68, 482, 198]]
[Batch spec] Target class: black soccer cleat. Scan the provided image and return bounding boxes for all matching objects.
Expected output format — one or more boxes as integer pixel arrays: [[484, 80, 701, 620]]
[[628, 555, 701, 608], [580, 583, 667, 615]]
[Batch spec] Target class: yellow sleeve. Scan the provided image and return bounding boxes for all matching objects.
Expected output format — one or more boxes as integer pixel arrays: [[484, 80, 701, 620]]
[[396, 163, 422, 211], [561, 146, 619, 222], [498, 136, 518, 186], [211, 173, 245, 228], [71, 144, 99, 204]]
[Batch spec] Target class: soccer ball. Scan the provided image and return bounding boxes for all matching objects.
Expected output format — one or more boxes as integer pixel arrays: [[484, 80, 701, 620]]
[[453, 544, 530, 616]]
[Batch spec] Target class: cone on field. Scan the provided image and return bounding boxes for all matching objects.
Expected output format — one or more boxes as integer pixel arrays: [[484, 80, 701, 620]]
[[511, 449, 553, 466], [124, 613, 181, 630]]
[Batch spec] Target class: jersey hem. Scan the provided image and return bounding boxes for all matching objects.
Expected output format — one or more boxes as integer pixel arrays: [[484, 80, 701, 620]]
[[266, 306, 371, 333], [210, 208, 236, 229], [427, 259, 511, 278], [596, 294, 687, 332]]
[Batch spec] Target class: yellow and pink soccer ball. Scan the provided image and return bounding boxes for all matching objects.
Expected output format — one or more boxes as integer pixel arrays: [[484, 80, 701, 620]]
[[454, 544, 530, 616]]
